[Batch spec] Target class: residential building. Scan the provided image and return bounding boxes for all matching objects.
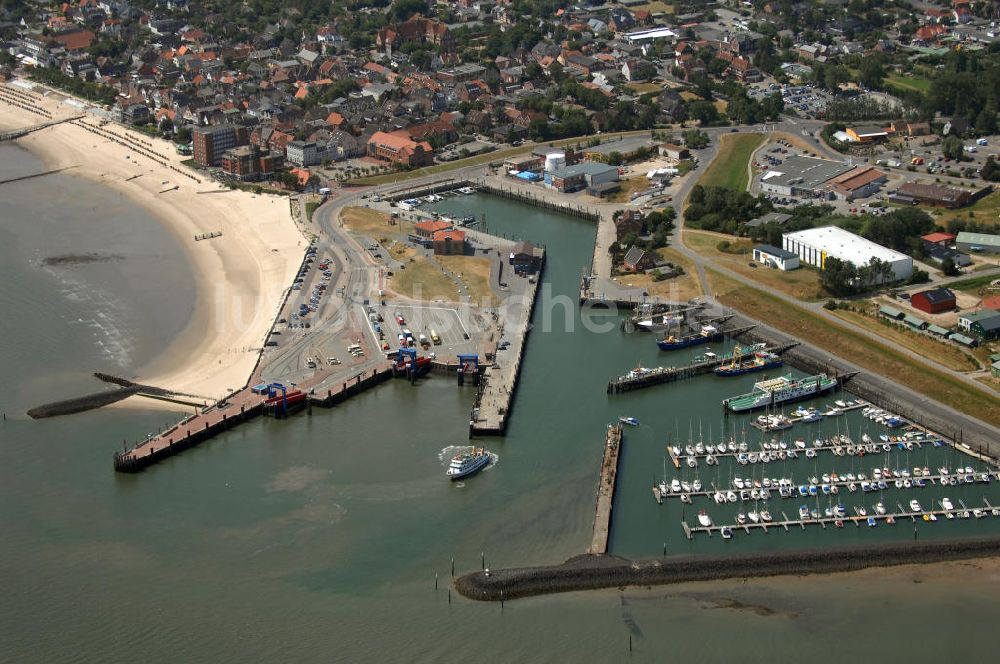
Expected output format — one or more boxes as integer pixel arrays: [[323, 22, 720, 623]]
[[957, 309, 1000, 339], [432, 229, 466, 256], [622, 245, 656, 272], [367, 130, 433, 167], [221, 145, 276, 181], [782, 226, 912, 282], [910, 288, 956, 314], [286, 140, 318, 167], [192, 125, 247, 167], [752, 244, 800, 271]]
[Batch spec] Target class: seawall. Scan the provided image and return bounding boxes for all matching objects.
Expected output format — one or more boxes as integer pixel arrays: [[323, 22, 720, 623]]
[[455, 536, 1000, 601]]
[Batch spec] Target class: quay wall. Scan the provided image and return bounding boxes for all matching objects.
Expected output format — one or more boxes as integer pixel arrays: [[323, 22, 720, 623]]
[[470, 253, 545, 436], [384, 179, 471, 202], [729, 316, 999, 462], [478, 183, 601, 222], [309, 367, 393, 407], [455, 536, 1000, 601]]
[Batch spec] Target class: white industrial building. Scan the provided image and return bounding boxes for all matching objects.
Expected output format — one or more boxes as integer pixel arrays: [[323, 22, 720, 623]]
[[782, 226, 912, 282]]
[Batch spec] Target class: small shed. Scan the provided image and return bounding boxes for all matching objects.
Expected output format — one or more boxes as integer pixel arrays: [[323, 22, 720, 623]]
[[902, 313, 928, 330], [623, 245, 656, 272], [878, 305, 904, 320], [510, 240, 543, 274], [926, 324, 950, 337], [950, 333, 978, 347], [752, 244, 800, 271]]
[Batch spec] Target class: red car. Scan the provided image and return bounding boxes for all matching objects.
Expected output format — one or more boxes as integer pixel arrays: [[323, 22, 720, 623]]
[[395, 312, 405, 325]]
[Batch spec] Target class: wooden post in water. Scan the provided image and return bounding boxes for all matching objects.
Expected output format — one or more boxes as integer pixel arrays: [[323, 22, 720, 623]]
[[451, 557, 455, 577]]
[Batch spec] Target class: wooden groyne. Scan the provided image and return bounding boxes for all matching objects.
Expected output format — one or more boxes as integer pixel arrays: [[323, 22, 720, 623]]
[[590, 424, 624, 554], [469, 254, 545, 436], [607, 340, 798, 394], [0, 166, 76, 187], [478, 183, 601, 222], [0, 115, 85, 142], [454, 536, 1000, 601]]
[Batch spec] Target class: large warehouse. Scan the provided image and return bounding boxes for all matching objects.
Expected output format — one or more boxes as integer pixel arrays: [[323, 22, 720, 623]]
[[782, 226, 913, 282], [759, 156, 854, 197]]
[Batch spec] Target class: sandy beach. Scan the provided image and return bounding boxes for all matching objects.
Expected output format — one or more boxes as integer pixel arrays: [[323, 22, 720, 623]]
[[0, 81, 304, 407]]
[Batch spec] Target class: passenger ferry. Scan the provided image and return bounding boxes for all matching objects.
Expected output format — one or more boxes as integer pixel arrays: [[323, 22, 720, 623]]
[[447, 448, 492, 480], [723, 374, 838, 413]]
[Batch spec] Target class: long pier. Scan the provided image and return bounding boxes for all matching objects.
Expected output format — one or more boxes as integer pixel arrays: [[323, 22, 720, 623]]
[[607, 340, 797, 394], [469, 253, 545, 436], [113, 368, 393, 472], [682, 497, 1000, 539], [590, 424, 624, 554]]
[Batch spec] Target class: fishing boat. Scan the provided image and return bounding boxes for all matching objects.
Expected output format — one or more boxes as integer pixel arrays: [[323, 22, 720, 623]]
[[723, 374, 839, 413], [657, 325, 721, 351], [446, 448, 492, 480], [618, 416, 640, 426], [636, 314, 684, 332], [713, 344, 783, 377]]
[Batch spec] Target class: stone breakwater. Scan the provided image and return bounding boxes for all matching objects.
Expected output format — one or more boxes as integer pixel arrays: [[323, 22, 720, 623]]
[[454, 537, 1000, 601]]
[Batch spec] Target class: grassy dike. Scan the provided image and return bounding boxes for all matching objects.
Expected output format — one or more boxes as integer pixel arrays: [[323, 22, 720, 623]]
[[707, 269, 1000, 424], [696, 132, 765, 190]]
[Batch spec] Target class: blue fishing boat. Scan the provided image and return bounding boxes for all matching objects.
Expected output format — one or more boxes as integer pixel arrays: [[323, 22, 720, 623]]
[[657, 324, 721, 350]]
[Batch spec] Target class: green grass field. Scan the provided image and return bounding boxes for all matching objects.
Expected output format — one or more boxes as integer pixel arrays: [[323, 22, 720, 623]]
[[885, 72, 932, 94], [696, 133, 764, 191]]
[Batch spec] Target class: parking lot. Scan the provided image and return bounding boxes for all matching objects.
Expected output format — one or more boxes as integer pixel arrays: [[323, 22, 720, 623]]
[[369, 302, 478, 356]]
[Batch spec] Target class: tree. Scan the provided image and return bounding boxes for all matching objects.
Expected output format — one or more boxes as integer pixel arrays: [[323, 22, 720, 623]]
[[982, 157, 1000, 182], [682, 129, 710, 149], [687, 100, 720, 126], [941, 135, 964, 161], [820, 257, 858, 296], [941, 257, 960, 276], [390, 0, 427, 21], [858, 58, 885, 90]]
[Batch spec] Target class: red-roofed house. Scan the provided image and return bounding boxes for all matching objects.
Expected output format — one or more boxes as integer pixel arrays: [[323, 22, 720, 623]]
[[367, 130, 433, 167], [922, 232, 957, 246], [432, 229, 467, 255], [414, 220, 452, 238], [52, 29, 95, 53]]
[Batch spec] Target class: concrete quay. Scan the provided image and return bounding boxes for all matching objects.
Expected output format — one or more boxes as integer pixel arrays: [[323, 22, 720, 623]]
[[469, 252, 544, 436], [589, 423, 624, 555]]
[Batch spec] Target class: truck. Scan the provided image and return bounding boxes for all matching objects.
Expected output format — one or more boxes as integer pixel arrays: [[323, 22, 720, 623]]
[[910, 156, 924, 165], [977, 138, 988, 146], [430, 329, 441, 345], [419, 333, 430, 348]]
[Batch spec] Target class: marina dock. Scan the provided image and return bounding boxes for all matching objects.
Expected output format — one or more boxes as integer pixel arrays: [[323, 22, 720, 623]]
[[682, 496, 1000, 539], [590, 424, 623, 554], [607, 340, 797, 394]]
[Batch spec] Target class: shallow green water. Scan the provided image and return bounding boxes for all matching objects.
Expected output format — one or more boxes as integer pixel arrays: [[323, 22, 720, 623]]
[[2, 178, 999, 662]]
